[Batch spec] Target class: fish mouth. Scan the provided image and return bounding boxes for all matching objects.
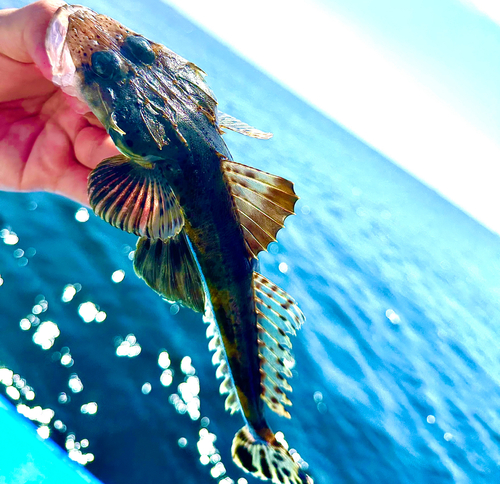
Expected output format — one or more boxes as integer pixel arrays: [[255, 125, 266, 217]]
[[45, 4, 90, 101]]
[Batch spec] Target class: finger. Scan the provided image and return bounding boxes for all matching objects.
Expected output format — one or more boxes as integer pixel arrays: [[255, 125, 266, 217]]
[[53, 159, 92, 207], [84, 112, 105, 129], [0, 0, 66, 78], [0, 53, 55, 101], [74, 125, 120, 169]]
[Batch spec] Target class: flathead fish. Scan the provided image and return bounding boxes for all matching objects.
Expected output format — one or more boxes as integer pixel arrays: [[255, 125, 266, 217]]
[[46, 5, 311, 484]]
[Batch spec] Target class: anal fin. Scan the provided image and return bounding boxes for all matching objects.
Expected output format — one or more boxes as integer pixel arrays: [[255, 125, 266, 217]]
[[133, 231, 205, 313], [203, 306, 240, 414]]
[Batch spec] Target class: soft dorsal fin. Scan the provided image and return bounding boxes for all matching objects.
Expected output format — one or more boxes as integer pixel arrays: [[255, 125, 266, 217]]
[[218, 112, 273, 140], [253, 272, 305, 418], [133, 232, 205, 313], [88, 155, 184, 239], [222, 159, 298, 259]]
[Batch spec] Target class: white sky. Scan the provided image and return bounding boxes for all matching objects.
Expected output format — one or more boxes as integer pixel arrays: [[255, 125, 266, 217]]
[[462, 0, 500, 25], [164, 0, 500, 235]]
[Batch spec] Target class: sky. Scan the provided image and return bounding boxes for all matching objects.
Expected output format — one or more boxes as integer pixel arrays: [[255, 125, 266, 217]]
[[163, 0, 500, 235]]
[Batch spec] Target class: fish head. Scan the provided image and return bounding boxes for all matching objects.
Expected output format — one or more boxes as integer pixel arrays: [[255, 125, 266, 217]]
[[46, 5, 215, 159], [47, 5, 137, 121]]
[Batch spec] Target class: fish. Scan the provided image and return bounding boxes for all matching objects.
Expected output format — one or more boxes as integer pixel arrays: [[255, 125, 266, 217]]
[[46, 5, 311, 484]]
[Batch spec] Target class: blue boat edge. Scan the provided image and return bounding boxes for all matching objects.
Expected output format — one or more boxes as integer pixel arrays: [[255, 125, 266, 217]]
[[0, 395, 102, 484]]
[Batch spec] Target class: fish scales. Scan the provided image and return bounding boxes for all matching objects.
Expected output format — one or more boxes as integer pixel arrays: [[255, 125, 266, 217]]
[[46, 5, 311, 484]]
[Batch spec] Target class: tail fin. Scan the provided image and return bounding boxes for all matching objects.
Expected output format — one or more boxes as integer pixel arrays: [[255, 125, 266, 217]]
[[232, 426, 312, 484]]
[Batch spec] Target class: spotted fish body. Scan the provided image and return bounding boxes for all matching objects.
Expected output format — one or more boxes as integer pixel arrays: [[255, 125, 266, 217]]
[[46, 6, 310, 484]]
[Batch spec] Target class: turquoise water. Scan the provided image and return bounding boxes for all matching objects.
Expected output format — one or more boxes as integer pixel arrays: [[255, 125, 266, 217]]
[[1, 1, 500, 483]]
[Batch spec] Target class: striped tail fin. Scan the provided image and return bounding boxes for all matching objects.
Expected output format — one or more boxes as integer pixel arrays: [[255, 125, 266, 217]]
[[232, 426, 312, 484]]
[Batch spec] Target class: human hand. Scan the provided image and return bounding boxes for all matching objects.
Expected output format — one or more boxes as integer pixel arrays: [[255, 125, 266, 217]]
[[0, 0, 119, 206]]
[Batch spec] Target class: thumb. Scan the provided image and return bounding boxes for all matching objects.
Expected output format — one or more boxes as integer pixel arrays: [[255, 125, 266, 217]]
[[0, 0, 66, 79]]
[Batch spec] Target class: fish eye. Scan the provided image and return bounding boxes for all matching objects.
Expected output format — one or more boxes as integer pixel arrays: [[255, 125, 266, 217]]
[[122, 35, 155, 65], [90, 50, 124, 80]]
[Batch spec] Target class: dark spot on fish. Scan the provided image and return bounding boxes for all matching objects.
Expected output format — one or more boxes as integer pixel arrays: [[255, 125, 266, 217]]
[[236, 446, 257, 473], [283, 468, 291, 476], [125, 139, 134, 148], [260, 454, 272, 479], [271, 397, 279, 404], [274, 453, 285, 462]]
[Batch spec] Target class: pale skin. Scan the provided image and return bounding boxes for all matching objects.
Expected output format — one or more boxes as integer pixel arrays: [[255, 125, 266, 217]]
[[0, 0, 118, 206]]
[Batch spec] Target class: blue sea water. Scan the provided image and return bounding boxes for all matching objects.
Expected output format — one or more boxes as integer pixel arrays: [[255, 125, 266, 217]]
[[1, 1, 500, 483]]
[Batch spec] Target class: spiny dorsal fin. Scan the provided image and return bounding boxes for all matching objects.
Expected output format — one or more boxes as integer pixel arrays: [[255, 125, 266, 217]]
[[203, 307, 240, 415], [180, 60, 217, 104], [222, 159, 298, 259], [133, 232, 205, 313], [218, 112, 273, 140], [88, 155, 184, 239], [253, 272, 305, 418], [168, 56, 218, 124]]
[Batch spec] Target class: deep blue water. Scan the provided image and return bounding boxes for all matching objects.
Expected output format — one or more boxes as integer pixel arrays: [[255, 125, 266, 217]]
[[1, 1, 500, 483]]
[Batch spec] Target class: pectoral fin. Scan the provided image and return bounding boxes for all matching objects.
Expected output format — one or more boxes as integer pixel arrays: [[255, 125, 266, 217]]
[[222, 159, 298, 258], [133, 231, 205, 313], [88, 155, 184, 239], [218, 112, 273, 140]]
